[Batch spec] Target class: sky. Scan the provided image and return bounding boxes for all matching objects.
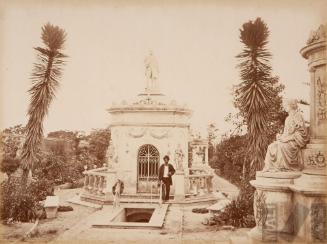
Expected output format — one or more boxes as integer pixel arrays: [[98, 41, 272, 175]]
[[1, 0, 326, 137]]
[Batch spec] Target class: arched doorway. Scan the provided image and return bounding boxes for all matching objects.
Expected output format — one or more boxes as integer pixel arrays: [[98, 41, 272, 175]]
[[137, 144, 159, 193]]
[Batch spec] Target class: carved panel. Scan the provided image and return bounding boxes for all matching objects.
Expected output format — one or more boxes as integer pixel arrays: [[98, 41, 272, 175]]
[[149, 129, 169, 139], [128, 128, 148, 138], [311, 203, 327, 242], [303, 148, 327, 169], [254, 190, 268, 228], [317, 77, 327, 123]]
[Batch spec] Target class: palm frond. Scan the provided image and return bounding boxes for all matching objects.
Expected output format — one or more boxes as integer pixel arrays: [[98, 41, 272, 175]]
[[234, 18, 272, 175], [20, 23, 67, 170]]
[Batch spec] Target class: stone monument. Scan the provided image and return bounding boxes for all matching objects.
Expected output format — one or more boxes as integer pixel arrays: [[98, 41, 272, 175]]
[[248, 24, 327, 243]]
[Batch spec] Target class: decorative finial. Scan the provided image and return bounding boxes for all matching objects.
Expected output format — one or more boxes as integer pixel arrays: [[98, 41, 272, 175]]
[[144, 50, 159, 94], [306, 24, 326, 45]]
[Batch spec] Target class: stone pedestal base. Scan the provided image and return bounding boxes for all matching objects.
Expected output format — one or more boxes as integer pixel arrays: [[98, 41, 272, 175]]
[[249, 170, 327, 242], [174, 170, 186, 201], [104, 169, 117, 202], [291, 171, 327, 242], [45, 206, 58, 219], [249, 171, 302, 242]]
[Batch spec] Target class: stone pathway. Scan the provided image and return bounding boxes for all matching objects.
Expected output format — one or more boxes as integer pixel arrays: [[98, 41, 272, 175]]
[[212, 174, 239, 199], [55, 174, 241, 242]]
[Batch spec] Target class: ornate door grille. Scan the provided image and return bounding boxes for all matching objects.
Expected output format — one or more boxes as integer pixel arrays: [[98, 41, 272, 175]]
[[137, 144, 159, 182]]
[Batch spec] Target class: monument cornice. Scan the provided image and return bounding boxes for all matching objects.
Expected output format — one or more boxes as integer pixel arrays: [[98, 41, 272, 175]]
[[107, 107, 192, 115], [109, 122, 190, 128], [300, 40, 326, 59]]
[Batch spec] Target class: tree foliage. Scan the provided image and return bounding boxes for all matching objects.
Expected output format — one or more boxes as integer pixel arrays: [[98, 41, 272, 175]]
[[234, 18, 274, 175], [210, 135, 247, 186], [20, 23, 67, 174], [1, 23, 67, 223], [88, 128, 111, 163], [207, 123, 219, 160], [0, 125, 25, 176]]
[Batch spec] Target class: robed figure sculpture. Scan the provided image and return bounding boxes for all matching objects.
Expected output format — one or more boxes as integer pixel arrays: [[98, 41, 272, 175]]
[[263, 99, 308, 172]]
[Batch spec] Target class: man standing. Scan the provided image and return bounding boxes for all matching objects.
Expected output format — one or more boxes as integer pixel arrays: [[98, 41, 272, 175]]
[[159, 155, 175, 201]]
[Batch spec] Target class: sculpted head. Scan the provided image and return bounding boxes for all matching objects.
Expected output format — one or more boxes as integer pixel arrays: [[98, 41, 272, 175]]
[[283, 99, 298, 112]]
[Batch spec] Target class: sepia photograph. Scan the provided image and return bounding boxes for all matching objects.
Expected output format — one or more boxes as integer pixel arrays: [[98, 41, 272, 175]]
[[0, 0, 326, 243]]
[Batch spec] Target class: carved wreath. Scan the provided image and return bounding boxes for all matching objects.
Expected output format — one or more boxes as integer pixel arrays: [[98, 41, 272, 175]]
[[150, 129, 169, 139], [254, 190, 268, 227], [128, 128, 147, 138]]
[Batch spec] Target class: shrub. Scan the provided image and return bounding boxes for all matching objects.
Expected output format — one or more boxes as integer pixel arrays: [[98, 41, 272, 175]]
[[1, 157, 20, 176], [210, 135, 247, 187], [212, 179, 256, 228], [0, 177, 54, 222]]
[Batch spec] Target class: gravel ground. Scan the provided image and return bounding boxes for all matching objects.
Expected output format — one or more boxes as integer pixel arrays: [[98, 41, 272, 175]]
[[0, 188, 97, 243], [1, 174, 242, 243]]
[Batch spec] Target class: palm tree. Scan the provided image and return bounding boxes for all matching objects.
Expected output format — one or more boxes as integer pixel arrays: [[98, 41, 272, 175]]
[[235, 18, 273, 177], [19, 23, 67, 184]]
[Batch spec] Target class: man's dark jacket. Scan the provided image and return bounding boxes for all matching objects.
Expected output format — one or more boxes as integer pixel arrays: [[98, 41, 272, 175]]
[[158, 163, 176, 185]]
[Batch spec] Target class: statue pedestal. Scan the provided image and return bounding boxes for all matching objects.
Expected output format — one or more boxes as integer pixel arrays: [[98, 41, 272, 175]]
[[291, 171, 327, 242], [174, 170, 186, 201], [249, 171, 301, 242], [104, 169, 117, 203]]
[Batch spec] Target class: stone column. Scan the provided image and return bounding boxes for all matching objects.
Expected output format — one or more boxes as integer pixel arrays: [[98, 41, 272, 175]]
[[174, 170, 186, 201], [297, 24, 327, 179], [291, 24, 327, 242], [103, 169, 117, 203]]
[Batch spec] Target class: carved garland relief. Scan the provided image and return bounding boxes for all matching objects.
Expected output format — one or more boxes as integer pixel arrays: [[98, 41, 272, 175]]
[[127, 127, 170, 139], [128, 128, 148, 138], [316, 77, 327, 123]]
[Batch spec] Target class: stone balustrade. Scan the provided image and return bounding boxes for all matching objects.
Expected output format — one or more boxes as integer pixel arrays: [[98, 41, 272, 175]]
[[187, 173, 213, 195], [83, 167, 108, 196]]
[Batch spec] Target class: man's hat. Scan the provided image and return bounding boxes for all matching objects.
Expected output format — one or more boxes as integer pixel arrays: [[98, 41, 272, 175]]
[[163, 155, 170, 161]]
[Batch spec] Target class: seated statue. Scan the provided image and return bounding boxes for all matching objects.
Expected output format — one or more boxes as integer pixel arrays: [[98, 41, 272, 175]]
[[262, 99, 308, 172]]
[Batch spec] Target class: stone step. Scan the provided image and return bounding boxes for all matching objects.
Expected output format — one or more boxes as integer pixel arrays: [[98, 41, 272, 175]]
[[67, 195, 103, 209], [229, 236, 252, 244], [121, 193, 194, 199], [121, 195, 218, 205]]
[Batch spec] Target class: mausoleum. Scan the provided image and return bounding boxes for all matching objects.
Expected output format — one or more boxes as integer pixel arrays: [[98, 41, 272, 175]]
[[80, 52, 214, 204]]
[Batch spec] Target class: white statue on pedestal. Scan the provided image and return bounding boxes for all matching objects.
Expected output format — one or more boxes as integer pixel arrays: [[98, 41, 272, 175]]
[[192, 146, 204, 164], [144, 51, 159, 93], [263, 99, 308, 172], [174, 144, 185, 171]]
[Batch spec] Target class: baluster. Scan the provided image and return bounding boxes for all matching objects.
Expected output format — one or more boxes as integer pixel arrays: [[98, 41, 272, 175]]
[[194, 178, 198, 195], [88, 175, 93, 191], [84, 175, 89, 190], [92, 175, 97, 193], [188, 178, 192, 194], [201, 176, 205, 189], [98, 176, 104, 195], [94, 176, 99, 194], [209, 176, 213, 192], [203, 176, 208, 193], [206, 176, 210, 192], [102, 176, 107, 194]]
